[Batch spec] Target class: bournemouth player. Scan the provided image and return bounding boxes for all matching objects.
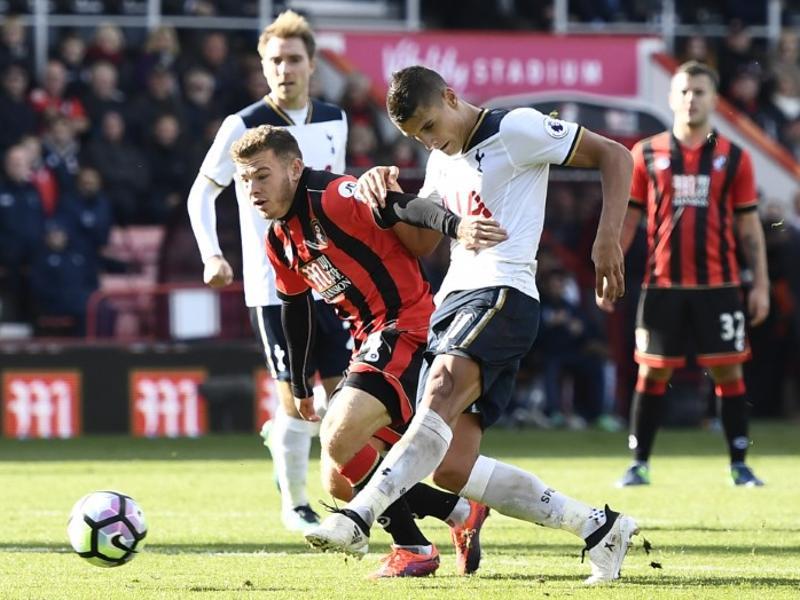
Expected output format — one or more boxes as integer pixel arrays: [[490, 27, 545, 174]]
[[606, 61, 769, 487], [230, 124, 502, 577], [187, 11, 351, 532], [305, 66, 639, 585]]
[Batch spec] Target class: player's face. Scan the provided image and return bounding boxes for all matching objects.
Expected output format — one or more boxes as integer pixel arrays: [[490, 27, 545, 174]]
[[261, 36, 315, 109], [237, 149, 302, 220], [669, 72, 718, 128], [394, 89, 463, 155]]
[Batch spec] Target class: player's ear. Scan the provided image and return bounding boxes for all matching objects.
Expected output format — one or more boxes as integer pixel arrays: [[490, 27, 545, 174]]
[[443, 87, 458, 108], [289, 156, 303, 181]]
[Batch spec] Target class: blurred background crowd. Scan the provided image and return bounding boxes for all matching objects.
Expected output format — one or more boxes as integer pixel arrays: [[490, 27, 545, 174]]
[[1, 1, 799, 429]]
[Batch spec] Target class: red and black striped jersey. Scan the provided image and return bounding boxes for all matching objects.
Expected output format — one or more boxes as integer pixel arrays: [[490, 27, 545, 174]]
[[630, 131, 757, 288], [266, 168, 434, 344]]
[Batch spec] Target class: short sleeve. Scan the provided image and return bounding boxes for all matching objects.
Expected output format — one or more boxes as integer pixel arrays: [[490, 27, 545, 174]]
[[199, 115, 246, 188], [732, 149, 757, 212], [417, 152, 442, 200], [500, 107, 582, 168], [265, 230, 310, 297], [629, 141, 649, 209], [323, 175, 386, 228]]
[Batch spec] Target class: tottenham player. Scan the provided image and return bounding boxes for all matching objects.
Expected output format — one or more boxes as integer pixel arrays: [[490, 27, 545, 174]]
[[187, 11, 350, 532], [305, 66, 640, 584]]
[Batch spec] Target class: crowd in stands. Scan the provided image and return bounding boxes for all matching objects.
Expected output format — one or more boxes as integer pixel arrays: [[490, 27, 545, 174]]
[[1, 11, 799, 423]]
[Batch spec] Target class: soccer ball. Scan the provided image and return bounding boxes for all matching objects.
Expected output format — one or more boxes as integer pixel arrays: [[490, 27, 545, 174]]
[[67, 491, 148, 567]]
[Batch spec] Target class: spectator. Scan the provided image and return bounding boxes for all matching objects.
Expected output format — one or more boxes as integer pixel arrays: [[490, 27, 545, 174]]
[[339, 72, 386, 151], [145, 112, 190, 223], [346, 122, 381, 169], [126, 66, 185, 145], [18, 135, 60, 218], [56, 32, 89, 98], [536, 269, 608, 428], [0, 145, 44, 323], [136, 25, 181, 87], [0, 64, 36, 154], [61, 166, 113, 262], [727, 63, 782, 139], [181, 67, 220, 137], [83, 60, 127, 135], [42, 114, 81, 195], [192, 31, 240, 107], [85, 23, 133, 91], [83, 110, 150, 224], [770, 30, 800, 95], [29, 59, 89, 135], [718, 22, 762, 96], [389, 137, 421, 171], [679, 34, 717, 69], [0, 15, 33, 74]]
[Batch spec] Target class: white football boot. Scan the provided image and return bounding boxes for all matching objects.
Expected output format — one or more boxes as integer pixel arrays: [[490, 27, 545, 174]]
[[304, 511, 370, 558], [583, 505, 639, 585]]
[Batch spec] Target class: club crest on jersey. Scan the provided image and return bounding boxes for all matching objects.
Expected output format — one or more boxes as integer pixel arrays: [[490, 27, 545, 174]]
[[713, 155, 727, 171], [635, 327, 649, 352], [543, 116, 569, 139], [306, 218, 329, 250], [338, 180, 357, 198], [655, 156, 671, 171]]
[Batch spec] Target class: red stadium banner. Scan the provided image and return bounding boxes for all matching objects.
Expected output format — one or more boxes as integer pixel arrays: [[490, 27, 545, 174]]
[[129, 369, 208, 438], [321, 32, 642, 101], [2, 370, 81, 439], [253, 368, 275, 431]]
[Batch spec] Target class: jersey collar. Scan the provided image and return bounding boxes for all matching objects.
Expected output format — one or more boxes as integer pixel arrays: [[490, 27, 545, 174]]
[[461, 108, 488, 154], [263, 96, 314, 126]]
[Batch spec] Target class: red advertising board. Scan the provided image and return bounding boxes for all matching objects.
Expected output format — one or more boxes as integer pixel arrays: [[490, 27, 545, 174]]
[[321, 32, 642, 102], [130, 369, 208, 437], [253, 368, 275, 432], [2, 370, 81, 438]]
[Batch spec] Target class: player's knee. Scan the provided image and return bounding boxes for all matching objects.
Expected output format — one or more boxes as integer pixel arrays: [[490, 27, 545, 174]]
[[319, 420, 353, 467], [426, 366, 455, 407], [432, 462, 469, 493]]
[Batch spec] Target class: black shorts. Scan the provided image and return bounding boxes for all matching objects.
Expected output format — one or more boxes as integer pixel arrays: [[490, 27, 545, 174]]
[[634, 286, 751, 368], [331, 327, 428, 446], [249, 301, 351, 382], [418, 286, 540, 429]]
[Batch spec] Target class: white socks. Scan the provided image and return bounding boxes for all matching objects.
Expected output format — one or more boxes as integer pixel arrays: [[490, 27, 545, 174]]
[[350, 407, 453, 526], [460, 456, 603, 539], [270, 407, 317, 511]]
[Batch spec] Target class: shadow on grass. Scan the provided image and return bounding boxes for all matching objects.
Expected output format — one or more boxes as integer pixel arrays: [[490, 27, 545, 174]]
[[0, 542, 315, 554], [485, 541, 800, 557], [476, 573, 800, 587]]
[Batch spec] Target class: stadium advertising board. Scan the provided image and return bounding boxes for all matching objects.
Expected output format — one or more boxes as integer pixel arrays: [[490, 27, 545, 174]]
[[322, 32, 640, 101], [2, 370, 82, 438], [129, 369, 208, 437]]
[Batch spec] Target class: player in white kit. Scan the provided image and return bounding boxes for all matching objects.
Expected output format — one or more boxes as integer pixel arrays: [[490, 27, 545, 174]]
[[305, 66, 641, 584], [187, 11, 351, 532]]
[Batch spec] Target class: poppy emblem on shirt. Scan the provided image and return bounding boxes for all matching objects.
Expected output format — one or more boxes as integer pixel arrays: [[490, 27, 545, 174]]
[[713, 155, 727, 171], [544, 116, 569, 139], [338, 180, 357, 198], [306, 218, 329, 251]]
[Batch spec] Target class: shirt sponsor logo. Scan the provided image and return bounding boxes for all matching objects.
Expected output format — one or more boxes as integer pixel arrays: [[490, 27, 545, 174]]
[[300, 255, 351, 300], [672, 174, 710, 208]]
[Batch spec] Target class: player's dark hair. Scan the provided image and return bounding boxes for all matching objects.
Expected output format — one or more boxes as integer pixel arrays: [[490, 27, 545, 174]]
[[387, 66, 448, 124], [676, 60, 719, 90], [230, 125, 303, 163]]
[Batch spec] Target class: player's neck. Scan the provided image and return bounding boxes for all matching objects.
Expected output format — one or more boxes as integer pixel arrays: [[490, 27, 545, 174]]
[[672, 122, 712, 147], [268, 93, 308, 111], [459, 103, 483, 152]]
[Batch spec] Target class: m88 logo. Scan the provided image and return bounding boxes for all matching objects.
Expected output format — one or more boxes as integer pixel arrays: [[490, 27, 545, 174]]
[[2, 371, 82, 439]]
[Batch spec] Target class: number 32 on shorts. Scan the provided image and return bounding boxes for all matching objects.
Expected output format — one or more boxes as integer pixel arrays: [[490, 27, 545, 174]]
[[719, 311, 745, 352]]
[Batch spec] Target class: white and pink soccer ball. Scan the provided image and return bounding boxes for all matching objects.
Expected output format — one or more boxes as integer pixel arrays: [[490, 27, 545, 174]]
[[67, 491, 148, 567]]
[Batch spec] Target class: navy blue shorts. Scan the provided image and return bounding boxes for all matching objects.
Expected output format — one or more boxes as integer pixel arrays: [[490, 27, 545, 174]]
[[249, 301, 351, 382], [417, 286, 540, 428]]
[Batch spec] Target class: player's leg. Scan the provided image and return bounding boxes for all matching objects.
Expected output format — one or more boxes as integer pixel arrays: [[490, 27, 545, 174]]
[[620, 288, 685, 487], [250, 306, 319, 531], [695, 287, 762, 485]]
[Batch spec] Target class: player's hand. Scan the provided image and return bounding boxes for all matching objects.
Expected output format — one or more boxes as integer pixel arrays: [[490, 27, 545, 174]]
[[356, 166, 401, 209], [595, 293, 616, 313], [457, 216, 508, 250], [748, 284, 770, 326], [591, 232, 625, 302], [203, 255, 233, 288], [294, 396, 320, 422]]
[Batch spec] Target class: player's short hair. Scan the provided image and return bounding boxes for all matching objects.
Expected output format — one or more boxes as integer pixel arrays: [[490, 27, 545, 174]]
[[230, 125, 303, 164], [675, 60, 719, 90], [258, 10, 316, 60], [387, 66, 448, 124]]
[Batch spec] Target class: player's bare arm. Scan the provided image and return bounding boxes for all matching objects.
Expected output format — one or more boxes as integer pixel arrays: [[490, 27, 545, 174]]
[[735, 210, 770, 326], [596, 205, 642, 313], [565, 129, 633, 302]]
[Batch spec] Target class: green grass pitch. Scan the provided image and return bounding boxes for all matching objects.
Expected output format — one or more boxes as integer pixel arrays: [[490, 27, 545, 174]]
[[1, 423, 798, 599]]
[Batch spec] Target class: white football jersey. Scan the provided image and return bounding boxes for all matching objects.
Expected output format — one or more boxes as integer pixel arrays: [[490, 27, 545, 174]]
[[419, 107, 582, 303], [199, 97, 347, 307]]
